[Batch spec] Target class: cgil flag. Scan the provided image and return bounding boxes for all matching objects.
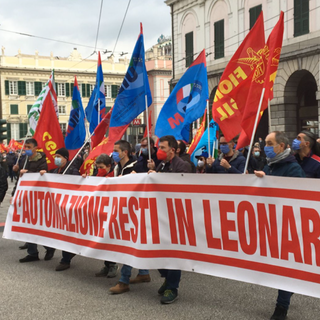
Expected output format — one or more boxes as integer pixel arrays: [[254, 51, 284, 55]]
[[190, 119, 219, 166], [85, 51, 106, 133], [65, 76, 86, 156], [212, 12, 265, 141], [99, 23, 152, 155], [28, 70, 58, 135], [237, 11, 284, 149], [155, 50, 208, 142]]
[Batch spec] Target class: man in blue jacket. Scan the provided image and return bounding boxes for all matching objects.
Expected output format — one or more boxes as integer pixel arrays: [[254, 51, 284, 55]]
[[255, 131, 305, 320], [206, 135, 245, 173]]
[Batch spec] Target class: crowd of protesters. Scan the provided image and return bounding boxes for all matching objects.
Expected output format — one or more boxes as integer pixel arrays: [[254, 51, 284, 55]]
[[1, 129, 320, 319]]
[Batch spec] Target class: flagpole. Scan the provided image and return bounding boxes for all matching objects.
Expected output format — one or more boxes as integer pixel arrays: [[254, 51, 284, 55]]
[[145, 95, 151, 161], [243, 87, 265, 174], [206, 100, 211, 157], [267, 99, 271, 133]]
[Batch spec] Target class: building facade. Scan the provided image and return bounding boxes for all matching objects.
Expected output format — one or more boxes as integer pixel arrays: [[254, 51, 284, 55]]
[[165, 0, 320, 140], [0, 48, 127, 143]]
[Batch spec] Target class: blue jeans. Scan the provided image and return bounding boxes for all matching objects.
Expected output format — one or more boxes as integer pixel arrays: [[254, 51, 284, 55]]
[[158, 269, 181, 290], [276, 290, 293, 310], [27, 243, 53, 257], [119, 265, 149, 284]]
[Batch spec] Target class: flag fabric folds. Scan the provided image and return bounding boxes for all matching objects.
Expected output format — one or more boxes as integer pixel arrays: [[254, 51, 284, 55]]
[[143, 110, 152, 138], [28, 70, 58, 135], [187, 109, 206, 156], [101, 23, 152, 155], [91, 107, 113, 149], [33, 92, 65, 171], [65, 76, 86, 154], [8, 139, 23, 151], [155, 50, 208, 142], [85, 52, 106, 134], [212, 13, 265, 141], [237, 11, 284, 149], [190, 119, 219, 166]]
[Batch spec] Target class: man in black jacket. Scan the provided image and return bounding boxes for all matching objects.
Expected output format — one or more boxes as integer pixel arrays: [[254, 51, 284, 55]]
[[0, 164, 8, 205], [6, 149, 17, 182]]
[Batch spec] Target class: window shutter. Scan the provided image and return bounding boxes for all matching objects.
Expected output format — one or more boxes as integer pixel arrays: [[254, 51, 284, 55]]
[[185, 32, 194, 67], [214, 20, 224, 59], [5, 80, 9, 95], [86, 84, 91, 97], [294, 0, 309, 37], [7, 123, 11, 141], [66, 83, 70, 97], [249, 5, 262, 30], [81, 83, 86, 97], [27, 105, 33, 114], [10, 105, 18, 115], [70, 83, 74, 94], [111, 85, 119, 98], [19, 123, 28, 139], [18, 81, 26, 95], [34, 82, 42, 96]]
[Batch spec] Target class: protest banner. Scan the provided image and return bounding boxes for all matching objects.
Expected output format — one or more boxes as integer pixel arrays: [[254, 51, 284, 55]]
[[3, 173, 320, 299]]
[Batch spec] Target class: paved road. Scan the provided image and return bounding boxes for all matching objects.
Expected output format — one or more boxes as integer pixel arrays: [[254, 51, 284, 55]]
[[1, 180, 319, 320]]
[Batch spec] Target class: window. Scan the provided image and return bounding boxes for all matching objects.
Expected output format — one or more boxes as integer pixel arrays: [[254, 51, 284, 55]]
[[60, 123, 67, 135], [9, 81, 18, 95], [58, 105, 66, 115], [10, 123, 19, 140], [185, 32, 194, 67], [214, 20, 224, 59], [111, 85, 120, 98], [27, 105, 33, 114], [57, 83, 66, 97], [10, 104, 19, 115], [294, 0, 309, 37], [26, 82, 35, 96], [105, 85, 111, 98], [19, 123, 28, 139], [90, 84, 95, 95], [249, 5, 262, 29]]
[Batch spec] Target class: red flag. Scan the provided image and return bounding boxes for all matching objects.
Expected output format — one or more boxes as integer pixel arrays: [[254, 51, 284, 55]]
[[187, 109, 206, 155], [212, 12, 265, 141], [91, 107, 113, 149], [143, 110, 152, 138], [237, 11, 284, 149], [33, 93, 65, 170]]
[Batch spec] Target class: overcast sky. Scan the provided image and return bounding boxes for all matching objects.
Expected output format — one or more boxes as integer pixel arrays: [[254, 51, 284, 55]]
[[0, 0, 171, 61]]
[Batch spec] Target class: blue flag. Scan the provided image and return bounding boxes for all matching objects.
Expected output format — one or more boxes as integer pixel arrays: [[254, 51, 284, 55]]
[[65, 76, 86, 150], [85, 51, 106, 133], [191, 120, 219, 166], [155, 49, 208, 141]]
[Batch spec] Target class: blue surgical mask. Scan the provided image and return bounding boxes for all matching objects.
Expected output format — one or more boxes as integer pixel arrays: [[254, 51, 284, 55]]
[[220, 144, 230, 154], [141, 148, 148, 156], [254, 151, 260, 157], [264, 146, 277, 158], [25, 149, 33, 157], [54, 157, 62, 167], [292, 139, 301, 151], [112, 151, 121, 163]]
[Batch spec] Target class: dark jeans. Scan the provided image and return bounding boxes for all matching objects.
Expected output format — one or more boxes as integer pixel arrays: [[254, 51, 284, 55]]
[[8, 165, 15, 181], [104, 261, 116, 267], [158, 269, 181, 290], [27, 243, 54, 257], [276, 290, 293, 310], [61, 251, 76, 264]]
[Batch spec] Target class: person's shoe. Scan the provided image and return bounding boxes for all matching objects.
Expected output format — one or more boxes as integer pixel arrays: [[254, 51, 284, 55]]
[[44, 249, 55, 261], [158, 279, 167, 295], [95, 266, 109, 277], [160, 289, 178, 304], [109, 282, 130, 294], [107, 264, 119, 278], [129, 274, 151, 284], [19, 255, 39, 263], [270, 305, 287, 320], [55, 263, 70, 271], [19, 243, 28, 250]]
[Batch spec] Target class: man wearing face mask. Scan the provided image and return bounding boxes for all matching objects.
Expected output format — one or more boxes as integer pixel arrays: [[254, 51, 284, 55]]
[[195, 151, 208, 173], [206, 135, 245, 173], [133, 137, 160, 173], [247, 146, 267, 174], [6, 148, 17, 182], [291, 130, 320, 178], [110, 140, 151, 294], [13, 138, 56, 263], [254, 131, 305, 320], [149, 135, 190, 304]]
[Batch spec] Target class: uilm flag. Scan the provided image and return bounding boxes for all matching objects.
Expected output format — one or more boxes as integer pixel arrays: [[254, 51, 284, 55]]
[[237, 11, 284, 149], [33, 93, 65, 171], [212, 12, 265, 141]]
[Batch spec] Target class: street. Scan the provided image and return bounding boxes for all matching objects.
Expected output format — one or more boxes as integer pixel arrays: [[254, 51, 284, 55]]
[[1, 180, 319, 320]]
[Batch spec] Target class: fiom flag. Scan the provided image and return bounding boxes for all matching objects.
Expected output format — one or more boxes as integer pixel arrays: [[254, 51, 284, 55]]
[[65, 76, 86, 155], [212, 13, 265, 141], [237, 11, 284, 149], [85, 52, 106, 133], [155, 50, 208, 141], [28, 70, 58, 135], [33, 92, 65, 171], [101, 23, 152, 154], [191, 119, 219, 166]]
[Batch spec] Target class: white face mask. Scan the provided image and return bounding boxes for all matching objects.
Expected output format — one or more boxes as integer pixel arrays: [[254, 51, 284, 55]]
[[197, 160, 205, 168]]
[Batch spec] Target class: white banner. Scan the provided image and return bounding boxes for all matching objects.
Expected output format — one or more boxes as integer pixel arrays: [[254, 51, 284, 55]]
[[3, 173, 320, 298]]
